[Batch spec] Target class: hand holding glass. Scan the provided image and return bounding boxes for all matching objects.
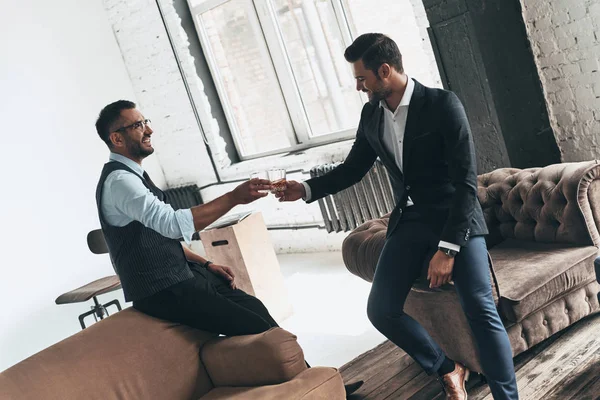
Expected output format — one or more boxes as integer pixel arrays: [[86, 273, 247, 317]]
[[250, 171, 270, 193], [268, 169, 287, 193]]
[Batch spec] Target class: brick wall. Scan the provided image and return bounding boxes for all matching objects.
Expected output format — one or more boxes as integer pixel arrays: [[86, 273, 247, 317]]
[[103, 0, 222, 188], [521, 0, 600, 161]]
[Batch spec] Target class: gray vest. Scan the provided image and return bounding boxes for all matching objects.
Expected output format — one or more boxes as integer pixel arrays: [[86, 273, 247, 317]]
[[95, 161, 193, 302]]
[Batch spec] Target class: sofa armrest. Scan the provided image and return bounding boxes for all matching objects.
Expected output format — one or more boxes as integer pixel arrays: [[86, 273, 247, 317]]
[[201, 327, 308, 387]]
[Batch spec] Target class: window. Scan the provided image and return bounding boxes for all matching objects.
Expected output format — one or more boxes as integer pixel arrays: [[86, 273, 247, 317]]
[[187, 0, 440, 160]]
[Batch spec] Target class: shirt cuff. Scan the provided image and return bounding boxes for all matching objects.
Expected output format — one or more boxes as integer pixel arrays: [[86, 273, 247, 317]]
[[177, 208, 195, 245], [301, 181, 312, 202], [439, 240, 461, 253]]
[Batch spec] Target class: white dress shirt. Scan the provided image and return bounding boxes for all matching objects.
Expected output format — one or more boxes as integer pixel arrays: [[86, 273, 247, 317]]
[[303, 77, 459, 252], [101, 153, 195, 245]]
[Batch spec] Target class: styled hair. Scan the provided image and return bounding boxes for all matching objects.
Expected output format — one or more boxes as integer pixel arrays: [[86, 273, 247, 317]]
[[95, 100, 136, 146], [344, 33, 403, 76]]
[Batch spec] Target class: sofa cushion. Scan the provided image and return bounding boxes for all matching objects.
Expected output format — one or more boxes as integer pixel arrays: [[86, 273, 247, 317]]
[[342, 216, 388, 282], [490, 239, 598, 322], [478, 161, 600, 247], [0, 308, 216, 400], [200, 367, 344, 400], [201, 327, 307, 387]]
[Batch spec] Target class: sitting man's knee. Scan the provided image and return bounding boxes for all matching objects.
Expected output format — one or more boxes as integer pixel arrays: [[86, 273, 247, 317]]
[[367, 296, 400, 330]]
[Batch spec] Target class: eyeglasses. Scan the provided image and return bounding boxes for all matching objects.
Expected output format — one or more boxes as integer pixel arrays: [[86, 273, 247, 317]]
[[116, 119, 151, 133]]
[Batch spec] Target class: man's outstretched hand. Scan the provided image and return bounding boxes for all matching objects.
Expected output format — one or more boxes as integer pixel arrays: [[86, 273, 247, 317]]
[[274, 180, 306, 202], [230, 178, 271, 205], [208, 263, 237, 289]]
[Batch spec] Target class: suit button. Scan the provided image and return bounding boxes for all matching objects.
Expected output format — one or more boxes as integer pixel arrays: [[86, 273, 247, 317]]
[[406, 185, 411, 191]]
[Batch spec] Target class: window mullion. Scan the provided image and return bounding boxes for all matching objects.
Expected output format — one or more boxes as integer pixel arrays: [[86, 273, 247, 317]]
[[329, 0, 354, 46], [254, 0, 311, 144]]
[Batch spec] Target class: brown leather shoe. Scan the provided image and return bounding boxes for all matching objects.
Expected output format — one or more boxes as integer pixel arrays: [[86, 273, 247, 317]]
[[441, 362, 470, 400]]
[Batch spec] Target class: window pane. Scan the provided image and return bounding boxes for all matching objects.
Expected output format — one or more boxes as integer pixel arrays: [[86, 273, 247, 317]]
[[340, 0, 441, 88], [200, 0, 294, 157], [270, 0, 363, 138]]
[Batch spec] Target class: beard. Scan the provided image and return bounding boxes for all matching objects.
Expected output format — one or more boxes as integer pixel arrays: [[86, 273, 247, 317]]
[[367, 82, 392, 105], [125, 135, 154, 159]]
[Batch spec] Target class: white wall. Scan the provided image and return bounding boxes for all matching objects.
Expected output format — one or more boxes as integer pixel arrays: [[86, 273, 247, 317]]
[[0, 0, 165, 371], [521, 0, 600, 161]]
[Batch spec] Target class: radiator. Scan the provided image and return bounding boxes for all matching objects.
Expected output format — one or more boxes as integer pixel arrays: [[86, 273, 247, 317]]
[[164, 184, 203, 240], [164, 184, 203, 210], [310, 159, 395, 233]]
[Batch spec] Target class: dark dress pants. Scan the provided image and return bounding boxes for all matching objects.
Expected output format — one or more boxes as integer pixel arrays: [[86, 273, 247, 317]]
[[366, 210, 518, 399], [133, 263, 278, 336]]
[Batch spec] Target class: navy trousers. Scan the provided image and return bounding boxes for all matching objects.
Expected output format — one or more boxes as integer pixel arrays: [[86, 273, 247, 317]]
[[366, 211, 518, 399]]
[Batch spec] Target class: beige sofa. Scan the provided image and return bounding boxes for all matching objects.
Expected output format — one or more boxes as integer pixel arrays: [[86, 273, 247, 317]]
[[342, 161, 600, 373], [0, 308, 344, 399]]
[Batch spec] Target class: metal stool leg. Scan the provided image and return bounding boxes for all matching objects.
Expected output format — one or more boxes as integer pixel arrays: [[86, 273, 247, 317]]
[[78, 297, 122, 329]]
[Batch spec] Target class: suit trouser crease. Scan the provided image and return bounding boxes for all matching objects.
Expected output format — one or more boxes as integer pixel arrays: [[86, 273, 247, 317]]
[[366, 214, 518, 399]]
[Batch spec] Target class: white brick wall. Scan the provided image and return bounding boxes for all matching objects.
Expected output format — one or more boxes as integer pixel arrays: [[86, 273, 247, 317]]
[[102, 0, 221, 188], [521, 0, 600, 161]]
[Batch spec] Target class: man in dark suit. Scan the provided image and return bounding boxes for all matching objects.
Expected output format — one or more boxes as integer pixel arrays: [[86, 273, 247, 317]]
[[277, 33, 518, 399]]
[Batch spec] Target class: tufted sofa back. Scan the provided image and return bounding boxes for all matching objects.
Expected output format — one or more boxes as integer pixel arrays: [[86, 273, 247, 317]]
[[477, 161, 600, 247]]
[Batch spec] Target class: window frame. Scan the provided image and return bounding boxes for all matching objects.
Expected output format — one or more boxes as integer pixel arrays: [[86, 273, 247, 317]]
[[187, 0, 364, 160]]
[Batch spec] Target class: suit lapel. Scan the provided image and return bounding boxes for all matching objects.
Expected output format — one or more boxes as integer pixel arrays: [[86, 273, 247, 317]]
[[402, 80, 426, 174], [366, 104, 403, 181]]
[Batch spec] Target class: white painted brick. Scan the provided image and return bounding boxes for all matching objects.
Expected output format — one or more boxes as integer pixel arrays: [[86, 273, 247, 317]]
[[568, 3, 588, 21], [570, 72, 600, 86], [561, 62, 582, 76], [563, 99, 577, 111], [554, 87, 575, 104], [551, 11, 570, 26], [555, 111, 575, 128], [522, 0, 600, 161], [557, 35, 577, 51], [576, 32, 598, 48], [590, 3, 600, 19], [537, 53, 568, 68], [553, 0, 575, 11], [523, 2, 552, 22], [574, 86, 597, 105], [580, 58, 600, 73], [565, 18, 593, 35], [566, 49, 589, 63], [543, 77, 568, 94], [537, 39, 558, 54], [534, 16, 552, 30], [580, 111, 595, 123], [551, 25, 569, 41]]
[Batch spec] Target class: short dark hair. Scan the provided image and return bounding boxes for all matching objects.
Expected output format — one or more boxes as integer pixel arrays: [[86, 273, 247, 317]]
[[344, 33, 403, 76], [95, 100, 136, 146]]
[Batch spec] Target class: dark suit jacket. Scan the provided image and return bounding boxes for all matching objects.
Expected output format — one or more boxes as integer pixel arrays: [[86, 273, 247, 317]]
[[305, 79, 488, 246]]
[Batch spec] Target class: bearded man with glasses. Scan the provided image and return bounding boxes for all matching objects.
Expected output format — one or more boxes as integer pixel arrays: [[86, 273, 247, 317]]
[[93, 100, 364, 397]]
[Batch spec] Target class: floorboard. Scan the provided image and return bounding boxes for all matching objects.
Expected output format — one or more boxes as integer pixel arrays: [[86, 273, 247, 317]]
[[340, 314, 600, 400]]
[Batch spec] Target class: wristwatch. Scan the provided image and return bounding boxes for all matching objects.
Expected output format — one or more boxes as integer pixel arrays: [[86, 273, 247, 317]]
[[438, 247, 458, 258]]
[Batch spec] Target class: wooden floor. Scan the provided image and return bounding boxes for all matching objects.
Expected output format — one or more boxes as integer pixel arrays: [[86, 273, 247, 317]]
[[340, 313, 600, 400]]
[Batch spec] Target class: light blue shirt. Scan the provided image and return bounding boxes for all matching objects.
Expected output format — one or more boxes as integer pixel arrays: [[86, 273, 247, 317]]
[[101, 153, 195, 245]]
